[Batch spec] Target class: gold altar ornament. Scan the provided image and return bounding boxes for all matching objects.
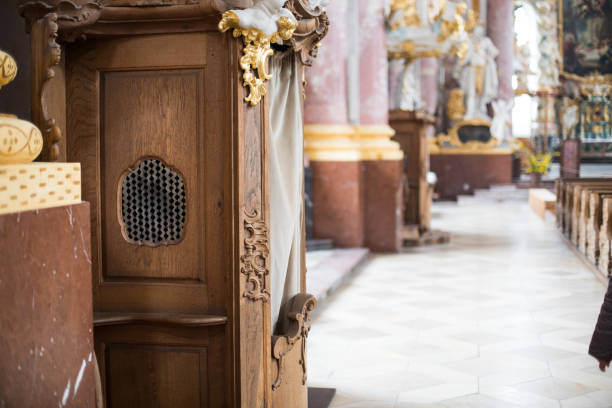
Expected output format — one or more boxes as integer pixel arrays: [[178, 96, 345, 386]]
[[447, 88, 466, 121], [219, 11, 296, 106], [0, 50, 81, 215], [0, 51, 43, 164], [0, 50, 18, 90]]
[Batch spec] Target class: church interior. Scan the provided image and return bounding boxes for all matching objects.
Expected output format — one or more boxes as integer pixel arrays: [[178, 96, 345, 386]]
[[1, 0, 612, 406]]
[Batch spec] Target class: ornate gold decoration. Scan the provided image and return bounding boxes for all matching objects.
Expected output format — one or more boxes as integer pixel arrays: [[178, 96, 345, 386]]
[[431, 119, 506, 153], [578, 72, 612, 98], [0, 51, 44, 165], [447, 88, 466, 122], [0, 115, 44, 164], [387, 0, 469, 61], [241, 208, 270, 302], [0, 51, 18, 90], [354, 125, 404, 161], [304, 124, 361, 162], [218, 11, 297, 106], [271, 293, 317, 391], [439, 2, 467, 42], [0, 48, 81, 215], [389, 0, 421, 30]]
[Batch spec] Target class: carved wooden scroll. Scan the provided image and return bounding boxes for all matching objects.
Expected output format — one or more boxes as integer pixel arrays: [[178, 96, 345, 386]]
[[241, 209, 271, 302], [271, 293, 316, 391], [284, 0, 329, 66], [18, 1, 103, 161]]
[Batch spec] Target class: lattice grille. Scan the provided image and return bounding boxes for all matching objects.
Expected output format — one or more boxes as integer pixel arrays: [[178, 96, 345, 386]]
[[120, 159, 186, 247]]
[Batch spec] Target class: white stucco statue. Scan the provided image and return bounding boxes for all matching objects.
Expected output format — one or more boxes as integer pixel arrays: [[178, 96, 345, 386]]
[[309, 0, 329, 10], [561, 101, 579, 139], [491, 99, 512, 141], [232, 0, 296, 38], [398, 61, 422, 111], [454, 26, 499, 120]]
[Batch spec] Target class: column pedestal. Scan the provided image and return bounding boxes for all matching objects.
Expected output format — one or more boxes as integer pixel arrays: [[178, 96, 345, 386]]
[[305, 124, 404, 251], [560, 139, 581, 179], [305, 125, 363, 248], [357, 125, 404, 253]]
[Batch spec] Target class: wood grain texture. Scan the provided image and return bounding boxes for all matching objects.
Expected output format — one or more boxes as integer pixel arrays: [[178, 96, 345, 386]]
[[389, 110, 435, 231]]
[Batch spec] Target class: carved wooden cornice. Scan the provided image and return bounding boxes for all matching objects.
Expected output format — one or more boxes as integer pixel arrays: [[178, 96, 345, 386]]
[[271, 293, 316, 391], [18, 1, 103, 42], [284, 0, 329, 66]]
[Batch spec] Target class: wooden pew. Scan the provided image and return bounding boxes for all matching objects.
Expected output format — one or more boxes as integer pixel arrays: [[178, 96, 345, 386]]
[[557, 178, 612, 236], [586, 192, 612, 264], [579, 188, 612, 254], [599, 197, 612, 277], [568, 181, 612, 242]]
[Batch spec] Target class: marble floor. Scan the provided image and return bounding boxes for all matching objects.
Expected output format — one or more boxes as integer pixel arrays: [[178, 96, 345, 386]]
[[307, 189, 612, 408]]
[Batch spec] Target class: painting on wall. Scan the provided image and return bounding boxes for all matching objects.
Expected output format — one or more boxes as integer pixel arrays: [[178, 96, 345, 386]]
[[560, 0, 612, 77]]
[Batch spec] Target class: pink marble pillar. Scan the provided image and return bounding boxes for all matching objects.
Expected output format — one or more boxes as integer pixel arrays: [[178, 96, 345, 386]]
[[360, 0, 403, 252], [304, 0, 365, 247], [304, 0, 349, 125], [420, 58, 439, 115], [359, 0, 389, 125], [487, 0, 514, 101]]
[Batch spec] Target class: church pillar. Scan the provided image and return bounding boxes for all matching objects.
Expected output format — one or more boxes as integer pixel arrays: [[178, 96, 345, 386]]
[[304, 0, 364, 248], [358, 0, 404, 252], [486, 0, 514, 102], [420, 58, 438, 116]]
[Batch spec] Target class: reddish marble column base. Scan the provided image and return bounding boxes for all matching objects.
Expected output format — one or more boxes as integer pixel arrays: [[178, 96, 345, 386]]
[[0, 203, 95, 407], [311, 161, 364, 248], [430, 154, 513, 200], [560, 140, 581, 179], [362, 160, 403, 253]]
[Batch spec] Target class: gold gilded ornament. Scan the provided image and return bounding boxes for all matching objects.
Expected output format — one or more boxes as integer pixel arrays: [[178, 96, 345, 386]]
[[0, 51, 43, 164], [219, 11, 296, 106], [0, 50, 17, 90]]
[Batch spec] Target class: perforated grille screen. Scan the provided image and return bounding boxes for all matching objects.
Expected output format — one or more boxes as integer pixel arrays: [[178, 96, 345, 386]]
[[120, 159, 186, 247]]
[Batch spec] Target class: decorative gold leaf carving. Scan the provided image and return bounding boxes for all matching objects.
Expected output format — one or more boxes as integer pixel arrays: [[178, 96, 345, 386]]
[[218, 11, 296, 106], [0, 51, 18, 90], [271, 293, 317, 391], [241, 209, 271, 302]]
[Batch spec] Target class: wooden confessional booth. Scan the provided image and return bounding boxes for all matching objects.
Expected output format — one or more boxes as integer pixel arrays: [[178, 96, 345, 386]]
[[19, 1, 328, 406]]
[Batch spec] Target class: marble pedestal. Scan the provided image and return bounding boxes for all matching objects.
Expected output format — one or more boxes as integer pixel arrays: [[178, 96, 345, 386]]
[[560, 139, 581, 179], [0, 203, 95, 407], [430, 153, 514, 200]]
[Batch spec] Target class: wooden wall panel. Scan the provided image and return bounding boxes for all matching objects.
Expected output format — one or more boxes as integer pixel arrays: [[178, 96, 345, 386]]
[[66, 33, 231, 314], [101, 69, 205, 282], [107, 345, 206, 408]]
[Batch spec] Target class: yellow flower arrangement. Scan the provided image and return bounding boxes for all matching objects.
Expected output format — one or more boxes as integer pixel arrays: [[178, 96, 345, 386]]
[[517, 142, 558, 175]]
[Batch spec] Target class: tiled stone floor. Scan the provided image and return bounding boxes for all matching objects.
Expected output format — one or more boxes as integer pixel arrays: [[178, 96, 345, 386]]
[[307, 191, 611, 407]]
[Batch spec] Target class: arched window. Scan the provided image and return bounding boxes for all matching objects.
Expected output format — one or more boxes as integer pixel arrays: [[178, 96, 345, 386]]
[[512, 2, 540, 138]]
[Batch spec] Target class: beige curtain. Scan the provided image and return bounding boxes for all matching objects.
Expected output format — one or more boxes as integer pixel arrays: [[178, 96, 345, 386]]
[[268, 53, 303, 332]]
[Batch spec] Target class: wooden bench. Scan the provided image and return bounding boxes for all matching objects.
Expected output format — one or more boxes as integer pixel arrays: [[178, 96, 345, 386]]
[[556, 178, 612, 236], [580, 188, 612, 255], [529, 189, 556, 220], [586, 192, 612, 265], [600, 197, 612, 277], [568, 181, 612, 241]]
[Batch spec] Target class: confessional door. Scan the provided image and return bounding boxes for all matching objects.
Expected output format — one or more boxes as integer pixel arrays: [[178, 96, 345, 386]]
[[66, 28, 268, 407]]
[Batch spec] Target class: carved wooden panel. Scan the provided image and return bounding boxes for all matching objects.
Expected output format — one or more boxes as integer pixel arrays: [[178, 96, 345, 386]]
[[66, 32, 231, 313], [95, 323, 227, 407], [107, 345, 206, 408]]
